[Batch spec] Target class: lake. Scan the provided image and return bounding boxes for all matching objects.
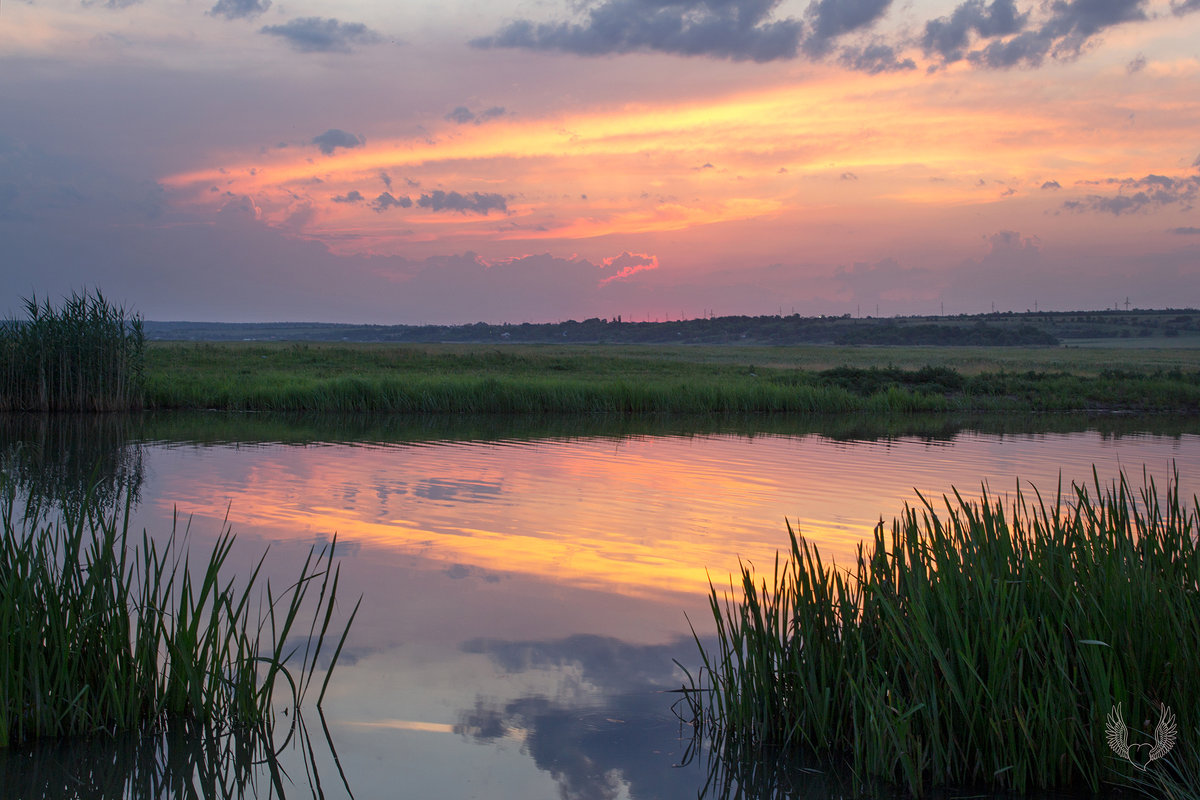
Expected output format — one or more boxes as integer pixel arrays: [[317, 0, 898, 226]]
[[1, 412, 1197, 799]]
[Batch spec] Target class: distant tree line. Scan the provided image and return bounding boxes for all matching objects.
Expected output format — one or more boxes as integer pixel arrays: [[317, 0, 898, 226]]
[[143, 308, 1200, 346]]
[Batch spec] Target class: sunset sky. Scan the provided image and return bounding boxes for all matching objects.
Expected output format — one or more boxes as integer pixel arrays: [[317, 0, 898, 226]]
[[2, 0, 1198, 323]]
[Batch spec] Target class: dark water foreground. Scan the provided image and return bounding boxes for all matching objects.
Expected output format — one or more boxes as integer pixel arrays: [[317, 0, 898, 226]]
[[1, 411, 1196, 799]]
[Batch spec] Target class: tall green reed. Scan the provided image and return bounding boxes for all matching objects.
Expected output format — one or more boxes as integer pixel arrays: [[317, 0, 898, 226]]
[[0, 478, 359, 748], [1, 289, 145, 412], [688, 468, 1200, 797]]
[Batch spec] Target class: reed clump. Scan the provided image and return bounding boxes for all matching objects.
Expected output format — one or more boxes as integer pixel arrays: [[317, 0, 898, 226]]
[[1, 290, 145, 412], [689, 468, 1200, 797], [0, 479, 358, 749]]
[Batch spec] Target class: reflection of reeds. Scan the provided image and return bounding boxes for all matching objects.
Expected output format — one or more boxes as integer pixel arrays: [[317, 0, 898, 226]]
[[0, 413, 146, 515], [687, 468, 1200, 797], [0, 480, 359, 749], [0, 710, 352, 800], [0, 290, 145, 412]]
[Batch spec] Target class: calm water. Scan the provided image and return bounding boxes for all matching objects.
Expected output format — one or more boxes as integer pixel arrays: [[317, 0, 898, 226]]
[[2, 413, 1197, 799]]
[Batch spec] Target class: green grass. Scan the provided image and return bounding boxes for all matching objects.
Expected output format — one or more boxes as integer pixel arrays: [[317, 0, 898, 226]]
[[0, 480, 359, 748], [1, 290, 145, 412], [685, 468, 1200, 797], [141, 342, 1200, 414]]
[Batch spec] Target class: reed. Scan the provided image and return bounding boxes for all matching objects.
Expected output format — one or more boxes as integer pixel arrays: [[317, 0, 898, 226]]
[[689, 468, 1200, 797], [0, 479, 359, 748], [0, 290, 146, 412]]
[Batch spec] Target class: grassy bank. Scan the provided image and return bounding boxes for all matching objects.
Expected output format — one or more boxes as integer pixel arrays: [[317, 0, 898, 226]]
[[0, 482, 357, 748], [686, 469, 1200, 797], [142, 341, 1200, 413]]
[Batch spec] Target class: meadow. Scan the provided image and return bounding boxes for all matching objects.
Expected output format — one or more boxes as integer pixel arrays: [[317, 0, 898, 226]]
[[142, 341, 1200, 414]]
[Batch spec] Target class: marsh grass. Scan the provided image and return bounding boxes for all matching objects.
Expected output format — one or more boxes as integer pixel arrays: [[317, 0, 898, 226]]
[[1, 291, 145, 412], [143, 342, 1200, 414], [687, 468, 1200, 797], [0, 479, 359, 749]]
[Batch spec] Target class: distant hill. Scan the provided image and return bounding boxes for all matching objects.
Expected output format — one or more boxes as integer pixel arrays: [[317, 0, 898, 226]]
[[143, 309, 1200, 347]]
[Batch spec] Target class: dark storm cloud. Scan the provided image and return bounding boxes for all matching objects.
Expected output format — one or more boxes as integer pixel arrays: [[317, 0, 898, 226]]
[[371, 192, 413, 212], [331, 189, 364, 204], [922, 0, 1026, 63], [209, 0, 270, 20], [839, 42, 916, 73], [312, 128, 364, 155], [417, 190, 507, 215], [1062, 174, 1200, 215], [804, 0, 894, 54], [471, 0, 806, 63], [259, 17, 383, 53]]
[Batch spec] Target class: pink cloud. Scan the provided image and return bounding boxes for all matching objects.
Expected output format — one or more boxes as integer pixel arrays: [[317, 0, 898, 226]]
[[599, 251, 659, 285]]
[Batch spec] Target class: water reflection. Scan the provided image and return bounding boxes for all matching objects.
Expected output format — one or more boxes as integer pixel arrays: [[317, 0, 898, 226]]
[[0, 414, 145, 514], [0, 713, 352, 800], [2, 412, 1198, 799]]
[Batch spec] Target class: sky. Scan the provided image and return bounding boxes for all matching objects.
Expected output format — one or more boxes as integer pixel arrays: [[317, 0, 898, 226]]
[[1, 0, 1198, 323]]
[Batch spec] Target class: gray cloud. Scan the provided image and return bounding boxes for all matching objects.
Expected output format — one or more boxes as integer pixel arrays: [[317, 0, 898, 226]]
[[445, 106, 475, 125], [1172, 0, 1200, 14], [371, 192, 413, 212], [927, 0, 1151, 68], [446, 106, 507, 125], [839, 42, 916, 73], [1126, 52, 1146, 72], [805, 0, 893, 54], [1168, 226, 1200, 234], [417, 190, 507, 215], [209, 0, 270, 20], [471, 0, 805, 63], [331, 190, 365, 204], [1062, 174, 1200, 215], [922, 0, 1026, 63], [1041, 180, 1061, 189], [260, 17, 382, 53], [312, 129, 364, 155]]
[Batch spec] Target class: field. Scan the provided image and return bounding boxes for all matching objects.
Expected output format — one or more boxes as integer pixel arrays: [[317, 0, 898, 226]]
[[142, 341, 1200, 414]]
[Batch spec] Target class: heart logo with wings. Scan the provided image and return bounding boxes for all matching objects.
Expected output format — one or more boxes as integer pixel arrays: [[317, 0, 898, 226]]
[[1106, 703, 1177, 770]]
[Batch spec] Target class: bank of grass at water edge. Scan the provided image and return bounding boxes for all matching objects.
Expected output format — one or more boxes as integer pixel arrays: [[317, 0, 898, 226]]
[[0, 481, 359, 748], [142, 342, 1200, 414], [684, 468, 1200, 798]]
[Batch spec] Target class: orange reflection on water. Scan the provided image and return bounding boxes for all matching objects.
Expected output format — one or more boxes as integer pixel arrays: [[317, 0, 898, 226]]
[[148, 432, 1198, 607]]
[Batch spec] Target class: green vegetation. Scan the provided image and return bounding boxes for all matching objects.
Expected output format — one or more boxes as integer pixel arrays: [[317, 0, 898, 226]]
[[685, 469, 1200, 797], [0, 480, 359, 748], [140, 341, 1200, 413], [1, 291, 145, 412]]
